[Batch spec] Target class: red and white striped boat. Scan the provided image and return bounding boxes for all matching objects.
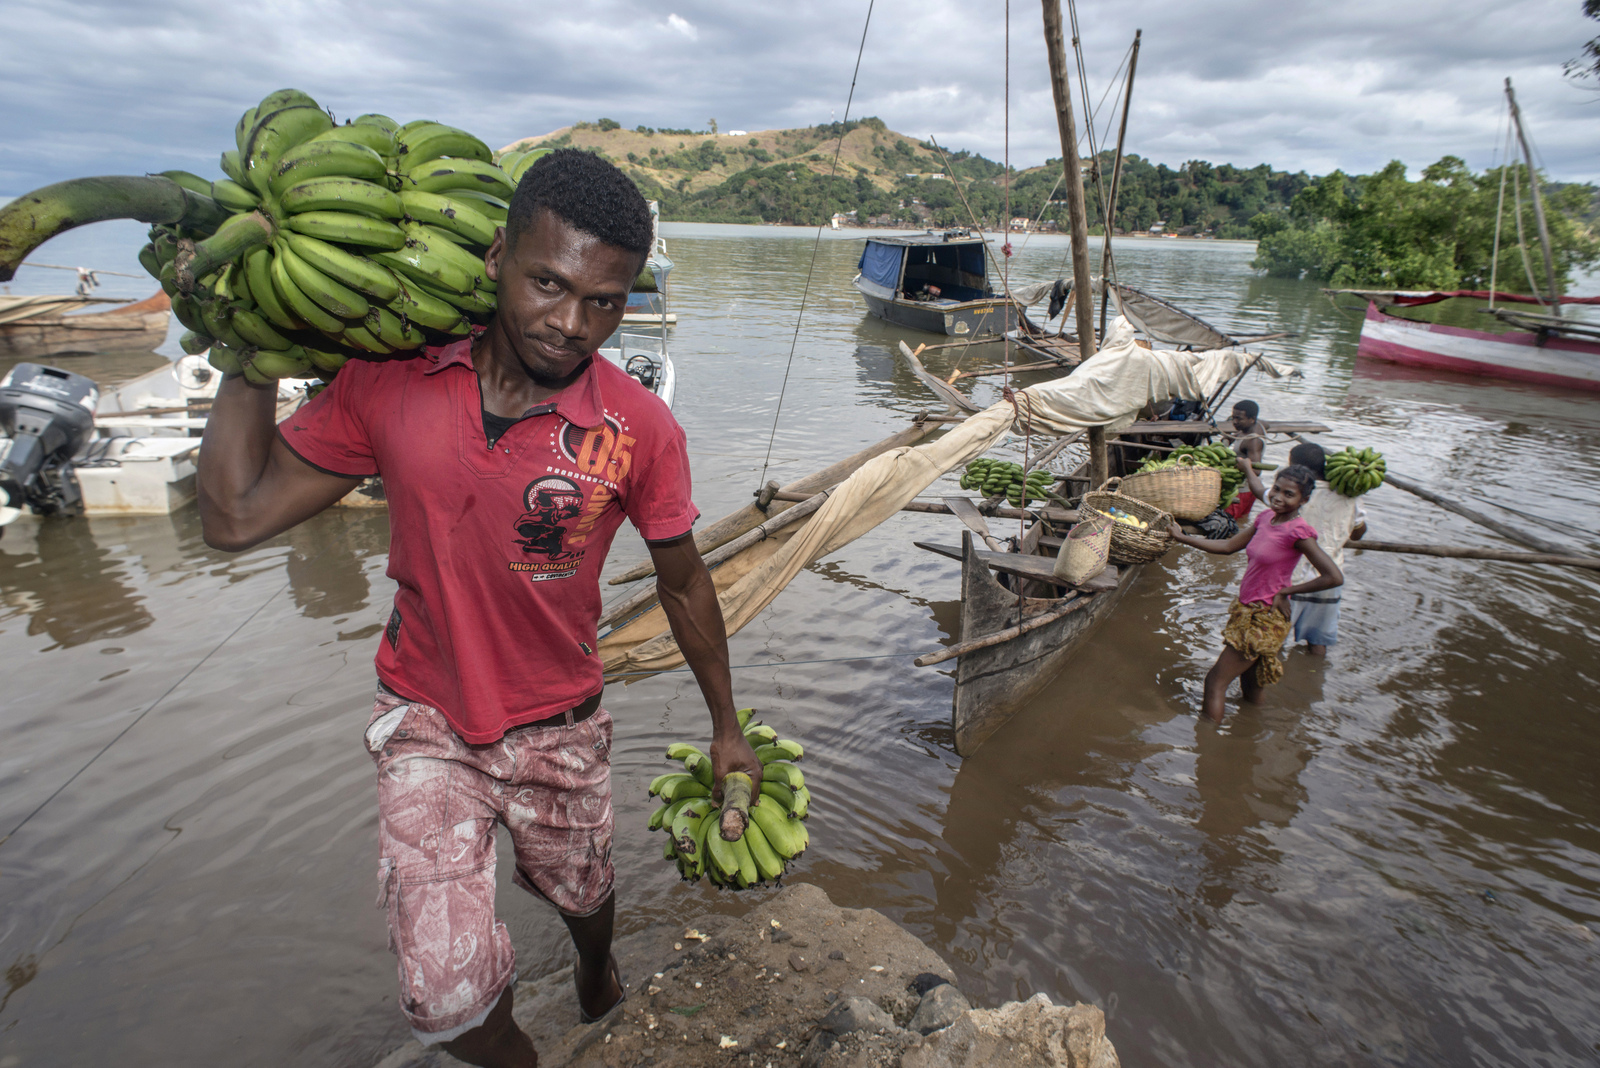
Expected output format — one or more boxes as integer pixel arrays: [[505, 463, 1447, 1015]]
[[1342, 290, 1600, 393]]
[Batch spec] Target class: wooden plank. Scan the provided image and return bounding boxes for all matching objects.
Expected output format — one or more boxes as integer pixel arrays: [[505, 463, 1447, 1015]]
[[915, 541, 1117, 591], [914, 540, 964, 562], [898, 340, 981, 412], [953, 360, 1070, 378]]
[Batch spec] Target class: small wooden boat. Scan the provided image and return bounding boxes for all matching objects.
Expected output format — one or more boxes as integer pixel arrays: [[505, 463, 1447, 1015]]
[[854, 230, 1019, 337], [1332, 82, 1600, 393], [1339, 292, 1600, 392], [0, 291, 170, 359], [921, 530, 1140, 755]]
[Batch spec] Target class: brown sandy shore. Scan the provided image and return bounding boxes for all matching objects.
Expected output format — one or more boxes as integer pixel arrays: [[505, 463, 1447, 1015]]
[[373, 884, 1118, 1068]]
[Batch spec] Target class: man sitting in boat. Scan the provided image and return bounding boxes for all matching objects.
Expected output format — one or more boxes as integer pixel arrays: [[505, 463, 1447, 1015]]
[[192, 149, 762, 1066], [1225, 400, 1268, 520]]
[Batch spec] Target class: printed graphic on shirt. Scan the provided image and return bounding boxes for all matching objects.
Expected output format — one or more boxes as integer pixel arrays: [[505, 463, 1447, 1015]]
[[557, 416, 636, 550], [511, 475, 587, 581], [507, 414, 639, 584]]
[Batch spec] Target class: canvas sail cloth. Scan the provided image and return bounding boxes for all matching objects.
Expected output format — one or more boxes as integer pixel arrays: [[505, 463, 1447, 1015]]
[[601, 316, 1291, 677]]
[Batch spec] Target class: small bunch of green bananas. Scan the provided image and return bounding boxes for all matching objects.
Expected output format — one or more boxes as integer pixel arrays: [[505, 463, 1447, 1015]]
[[647, 709, 811, 889], [1325, 447, 1386, 497], [1163, 443, 1247, 507], [140, 88, 552, 383], [960, 459, 1054, 507]]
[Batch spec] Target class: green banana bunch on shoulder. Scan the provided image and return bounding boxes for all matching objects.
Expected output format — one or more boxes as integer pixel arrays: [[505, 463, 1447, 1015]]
[[127, 89, 525, 382], [1324, 446, 1386, 497], [647, 708, 813, 889]]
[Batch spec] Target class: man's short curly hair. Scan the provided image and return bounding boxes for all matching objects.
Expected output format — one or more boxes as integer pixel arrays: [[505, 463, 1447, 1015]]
[[506, 148, 653, 264]]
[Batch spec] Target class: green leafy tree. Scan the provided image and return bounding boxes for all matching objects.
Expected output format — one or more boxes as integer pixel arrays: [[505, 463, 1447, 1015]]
[[1253, 157, 1599, 291]]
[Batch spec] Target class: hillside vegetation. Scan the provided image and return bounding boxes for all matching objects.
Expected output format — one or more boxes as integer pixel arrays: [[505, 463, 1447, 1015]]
[[500, 117, 1311, 237], [502, 119, 1598, 288]]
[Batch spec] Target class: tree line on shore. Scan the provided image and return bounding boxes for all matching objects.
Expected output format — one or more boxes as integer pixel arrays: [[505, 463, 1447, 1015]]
[[541, 116, 1598, 292]]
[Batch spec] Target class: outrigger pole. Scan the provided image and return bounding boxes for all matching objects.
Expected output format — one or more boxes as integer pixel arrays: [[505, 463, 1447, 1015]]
[[1041, 0, 1108, 484]]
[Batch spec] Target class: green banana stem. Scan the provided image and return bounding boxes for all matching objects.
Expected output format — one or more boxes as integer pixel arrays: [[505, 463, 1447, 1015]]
[[719, 772, 754, 841], [0, 175, 231, 283], [174, 212, 275, 294]]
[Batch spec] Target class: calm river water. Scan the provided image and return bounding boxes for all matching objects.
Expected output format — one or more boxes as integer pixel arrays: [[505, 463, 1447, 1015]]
[[1, 223, 1597, 1067]]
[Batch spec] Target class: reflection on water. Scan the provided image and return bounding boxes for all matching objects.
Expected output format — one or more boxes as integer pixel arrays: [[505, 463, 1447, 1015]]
[[1, 517, 154, 648], [1, 225, 1597, 1068]]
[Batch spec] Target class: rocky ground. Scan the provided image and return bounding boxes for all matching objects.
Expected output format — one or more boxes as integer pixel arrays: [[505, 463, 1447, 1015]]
[[374, 883, 1118, 1068]]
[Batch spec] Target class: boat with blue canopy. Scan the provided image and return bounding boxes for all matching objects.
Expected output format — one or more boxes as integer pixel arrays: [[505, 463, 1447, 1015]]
[[853, 229, 1020, 337]]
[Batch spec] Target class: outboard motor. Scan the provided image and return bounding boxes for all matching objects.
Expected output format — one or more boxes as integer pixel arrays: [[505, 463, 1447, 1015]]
[[0, 363, 99, 526]]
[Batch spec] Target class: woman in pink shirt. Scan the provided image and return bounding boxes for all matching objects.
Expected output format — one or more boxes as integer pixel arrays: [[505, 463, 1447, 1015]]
[[1169, 464, 1343, 722]]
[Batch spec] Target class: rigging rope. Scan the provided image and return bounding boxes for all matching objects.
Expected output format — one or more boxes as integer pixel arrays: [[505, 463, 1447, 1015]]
[[757, 0, 876, 487], [1489, 111, 1510, 308], [1511, 160, 1546, 304], [1, 554, 305, 848]]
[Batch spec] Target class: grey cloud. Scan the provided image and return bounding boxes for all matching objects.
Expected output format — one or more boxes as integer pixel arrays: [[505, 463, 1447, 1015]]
[[1, 0, 1596, 195]]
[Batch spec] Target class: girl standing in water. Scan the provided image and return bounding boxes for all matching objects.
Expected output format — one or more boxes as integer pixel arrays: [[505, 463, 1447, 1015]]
[[1169, 464, 1344, 722]]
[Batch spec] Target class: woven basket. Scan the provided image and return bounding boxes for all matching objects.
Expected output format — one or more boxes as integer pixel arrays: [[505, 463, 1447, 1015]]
[[1080, 478, 1173, 564], [1053, 512, 1112, 585], [1118, 455, 1223, 521]]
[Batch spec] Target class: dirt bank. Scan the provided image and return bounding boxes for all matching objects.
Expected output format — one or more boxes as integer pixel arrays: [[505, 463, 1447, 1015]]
[[374, 883, 1118, 1068]]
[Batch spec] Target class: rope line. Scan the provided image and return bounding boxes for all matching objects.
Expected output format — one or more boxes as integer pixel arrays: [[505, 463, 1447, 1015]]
[[757, 0, 876, 486], [1, 565, 300, 848]]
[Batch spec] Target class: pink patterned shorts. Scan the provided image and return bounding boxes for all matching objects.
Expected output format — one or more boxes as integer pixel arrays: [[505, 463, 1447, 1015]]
[[365, 685, 614, 1042]]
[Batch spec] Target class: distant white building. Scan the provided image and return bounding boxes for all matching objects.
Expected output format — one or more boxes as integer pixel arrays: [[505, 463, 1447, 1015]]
[[725, 130, 749, 137]]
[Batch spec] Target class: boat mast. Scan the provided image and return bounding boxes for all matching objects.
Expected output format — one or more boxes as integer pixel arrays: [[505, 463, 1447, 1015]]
[[1098, 29, 1142, 339], [1505, 78, 1562, 317], [1041, 0, 1097, 360], [1042, 0, 1107, 483]]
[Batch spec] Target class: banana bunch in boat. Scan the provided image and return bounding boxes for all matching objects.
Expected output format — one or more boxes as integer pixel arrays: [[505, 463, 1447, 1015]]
[[135, 88, 552, 382], [959, 459, 1054, 506], [646, 708, 811, 889], [1325, 447, 1386, 497]]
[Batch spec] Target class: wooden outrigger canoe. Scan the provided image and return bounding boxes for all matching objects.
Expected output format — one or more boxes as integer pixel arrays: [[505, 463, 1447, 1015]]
[[0, 291, 170, 359], [914, 531, 1139, 755]]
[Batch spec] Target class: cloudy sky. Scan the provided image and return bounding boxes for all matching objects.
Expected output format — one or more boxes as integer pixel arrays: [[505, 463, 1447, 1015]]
[[2, 0, 1597, 193]]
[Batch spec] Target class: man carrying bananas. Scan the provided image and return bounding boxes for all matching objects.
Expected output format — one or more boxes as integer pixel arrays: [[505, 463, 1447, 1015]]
[[195, 149, 762, 1068]]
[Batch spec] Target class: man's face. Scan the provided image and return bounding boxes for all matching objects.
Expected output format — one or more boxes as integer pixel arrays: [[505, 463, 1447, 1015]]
[[1231, 407, 1254, 432], [485, 208, 640, 385]]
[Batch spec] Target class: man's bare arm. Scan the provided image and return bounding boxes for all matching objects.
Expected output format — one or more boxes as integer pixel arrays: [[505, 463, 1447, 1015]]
[[197, 376, 362, 551], [647, 534, 762, 799]]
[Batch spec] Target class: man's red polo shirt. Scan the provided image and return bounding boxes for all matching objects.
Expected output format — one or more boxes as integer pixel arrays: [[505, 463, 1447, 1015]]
[[279, 340, 697, 743]]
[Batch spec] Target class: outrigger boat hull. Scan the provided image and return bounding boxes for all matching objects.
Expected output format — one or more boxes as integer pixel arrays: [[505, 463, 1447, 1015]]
[[952, 531, 1140, 756], [0, 291, 170, 360], [1357, 302, 1600, 392]]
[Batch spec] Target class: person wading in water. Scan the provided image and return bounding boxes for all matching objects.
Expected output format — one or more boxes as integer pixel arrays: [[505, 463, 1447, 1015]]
[[196, 149, 762, 1067], [1168, 464, 1344, 722]]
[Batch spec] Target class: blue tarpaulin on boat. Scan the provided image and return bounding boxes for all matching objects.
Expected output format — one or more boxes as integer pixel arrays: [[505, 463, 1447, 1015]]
[[859, 242, 903, 289], [955, 243, 986, 277]]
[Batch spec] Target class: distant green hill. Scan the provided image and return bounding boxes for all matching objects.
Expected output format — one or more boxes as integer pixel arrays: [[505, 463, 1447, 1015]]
[[500, 117, 1314, 237]]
